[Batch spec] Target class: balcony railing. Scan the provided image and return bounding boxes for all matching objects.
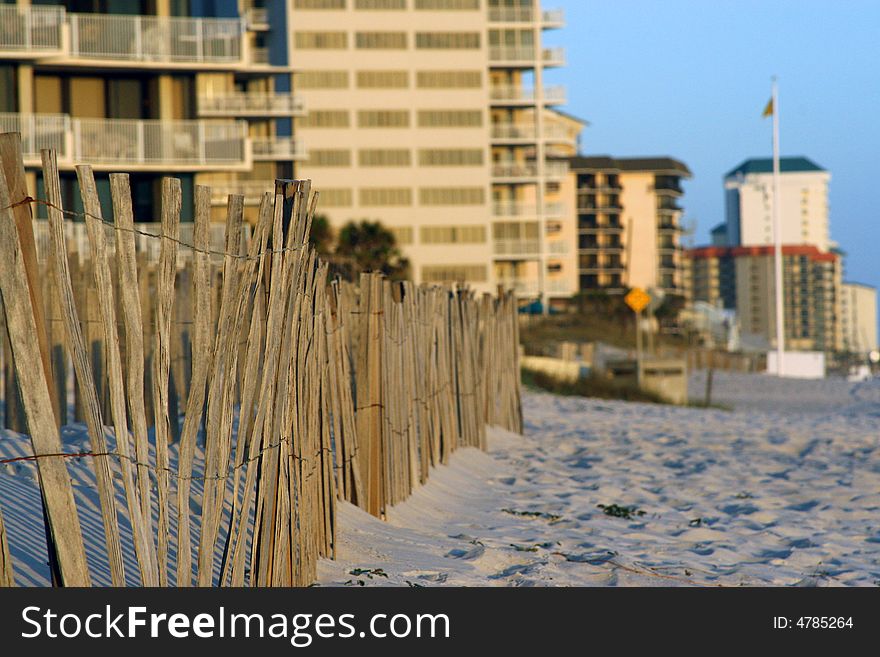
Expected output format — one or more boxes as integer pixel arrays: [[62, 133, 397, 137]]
[[489, 46, 536, 63], [0, 113, 71, 161], [488, 7, 535, 22], [198, 92, 305, 117], [492, 202, 565, 217], [1, 113, 249, 170], [497, 278, 540, 296], [252, 136, 307, 161], [545, 161, 569, 178], [494, 239, 540, 256], [489, 85, 566, 104], [491, 123, 537, 140], [542, 8, 565, 25], [493, 163, 538, 179], [0, 5, 64, 55], [245, 6, 269, 30], [68, 12, 244, 64], [542, 47, 565, 65], [547, 240, 568, 255], [546, 279, 573, 295], [209, 180, 274, 205]]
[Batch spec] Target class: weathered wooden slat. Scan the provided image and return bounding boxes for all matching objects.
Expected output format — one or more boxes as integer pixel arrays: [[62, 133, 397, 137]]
[[152, 177, 181, 586], [109, 174, 157, 580], [0, 504, 14, 587], [42, 150, 126, 586], [0, 133, 59, 427], [175, 185, 213, 587], [0, 152, 89, 586], [76, 165, 154, 587]]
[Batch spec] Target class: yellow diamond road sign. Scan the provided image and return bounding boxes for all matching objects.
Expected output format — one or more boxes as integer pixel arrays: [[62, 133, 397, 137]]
[[625, 287, 651, 313]]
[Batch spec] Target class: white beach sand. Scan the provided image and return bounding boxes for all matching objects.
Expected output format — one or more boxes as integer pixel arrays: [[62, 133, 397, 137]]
[[2, 372, 878, 586], [319, 372, 880, 587]]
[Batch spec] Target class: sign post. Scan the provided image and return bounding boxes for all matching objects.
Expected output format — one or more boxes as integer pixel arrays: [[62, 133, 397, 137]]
[[624, 287, 651, 386]]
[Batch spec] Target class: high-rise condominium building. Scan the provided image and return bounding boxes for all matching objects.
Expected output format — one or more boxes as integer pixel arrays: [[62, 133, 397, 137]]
[[686, 245, 842, 352], [722, 156, 830, 251], [288, 0, 582, 296], [565, 156, 691, 300], [1, 0, 302, 224], [839, 281, 878, 355]]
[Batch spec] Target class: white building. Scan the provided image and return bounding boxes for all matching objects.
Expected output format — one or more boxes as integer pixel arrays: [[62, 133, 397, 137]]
[[840, 281, 878, 354], [723, 157, 830, 252]]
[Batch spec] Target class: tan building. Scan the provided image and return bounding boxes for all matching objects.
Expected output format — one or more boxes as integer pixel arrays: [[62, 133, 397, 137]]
[[288, 0, 582, 296], [839, 281, 878, 354], [686, 244, 841, 352], [1, 0, 301, 223], [566, 156, 690, 299]]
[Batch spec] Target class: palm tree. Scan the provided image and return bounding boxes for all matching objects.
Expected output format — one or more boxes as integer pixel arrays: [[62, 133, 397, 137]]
[[334, 220, 410, 281]]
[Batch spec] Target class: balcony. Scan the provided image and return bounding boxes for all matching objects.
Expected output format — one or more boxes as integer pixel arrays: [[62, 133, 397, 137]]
[[497, 278, 540, 297], [3, 7, 251, 70], [0, 5, 64, 58], [209, 180, 274, 205], [489, 85, 566, 105], [198, 92, 305, 117], [488, 7, 535, 22], [252, 136, 307, 161], [542, 47, 565, 66], [1, 113, 250, 172], [547, 240, 568, 255], [244, 6, 269, 31], [489, 46, 537, 64], [492, 202, 565, 217], [542, 8, 565, 27], [494, 239, 540, 257], [545, 161, 568, 179], [542, 123, 577, 145], [491, 123, 536, 141], [68, 12, 245, 67], [493, 162, 538, 179]]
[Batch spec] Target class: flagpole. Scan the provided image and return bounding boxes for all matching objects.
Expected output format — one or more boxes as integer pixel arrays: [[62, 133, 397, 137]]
[[771, 76, 785, 376]]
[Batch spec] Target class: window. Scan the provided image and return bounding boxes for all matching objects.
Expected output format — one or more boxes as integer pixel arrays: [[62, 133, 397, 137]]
[[359, 188, 413, 206], [307, 149, 351, 166], [355, 0, 405, 7], [419, 187, 485, 205], [418, 149, 484, 166], [294, 70, 349, 89], [358, 110, 410, 127], [358, 149, 412, 166], [420, 225, 487, 244], [389, 226, 414, 244], [319, 188, 354, 207], [422, 265, 488, 283], [416, 70, 482, 88], [356, 70, 409, 88], [297, 110, 350, 128], [417, 110, 483, 127], [415, 32, 481, 48], [355, 32, 407, 49], [295, 32, 348, 49], [294, 0, 346, 7], [415, 0, 480, 9]]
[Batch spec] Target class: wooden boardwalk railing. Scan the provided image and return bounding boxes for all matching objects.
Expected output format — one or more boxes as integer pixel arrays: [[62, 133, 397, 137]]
[[0, 133, 522, 587]]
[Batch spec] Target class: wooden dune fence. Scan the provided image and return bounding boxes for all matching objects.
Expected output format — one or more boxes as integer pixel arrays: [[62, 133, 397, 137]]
[[0, 135, 522, 587]]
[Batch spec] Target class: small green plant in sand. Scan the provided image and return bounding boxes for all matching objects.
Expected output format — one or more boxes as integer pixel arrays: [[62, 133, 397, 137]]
[[598, 503, 646, 520]]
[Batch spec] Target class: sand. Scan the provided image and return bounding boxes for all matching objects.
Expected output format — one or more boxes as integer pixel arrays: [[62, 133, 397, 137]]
[[319, 373, 880, 587], [2, 372, 878, 586]]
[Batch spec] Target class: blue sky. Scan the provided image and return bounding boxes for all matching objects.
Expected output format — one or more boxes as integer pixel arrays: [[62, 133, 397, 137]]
[[545, 0, 880, 292]]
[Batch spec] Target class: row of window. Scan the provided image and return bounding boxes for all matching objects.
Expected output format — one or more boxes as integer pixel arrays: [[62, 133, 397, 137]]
[[298, 109, 484, 128], [294, 70, 483, 89], [306, 148, 485, 167], [294, 31, 481, 49], [312, 187, 487, 206], [294, 0, 481, 11]]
